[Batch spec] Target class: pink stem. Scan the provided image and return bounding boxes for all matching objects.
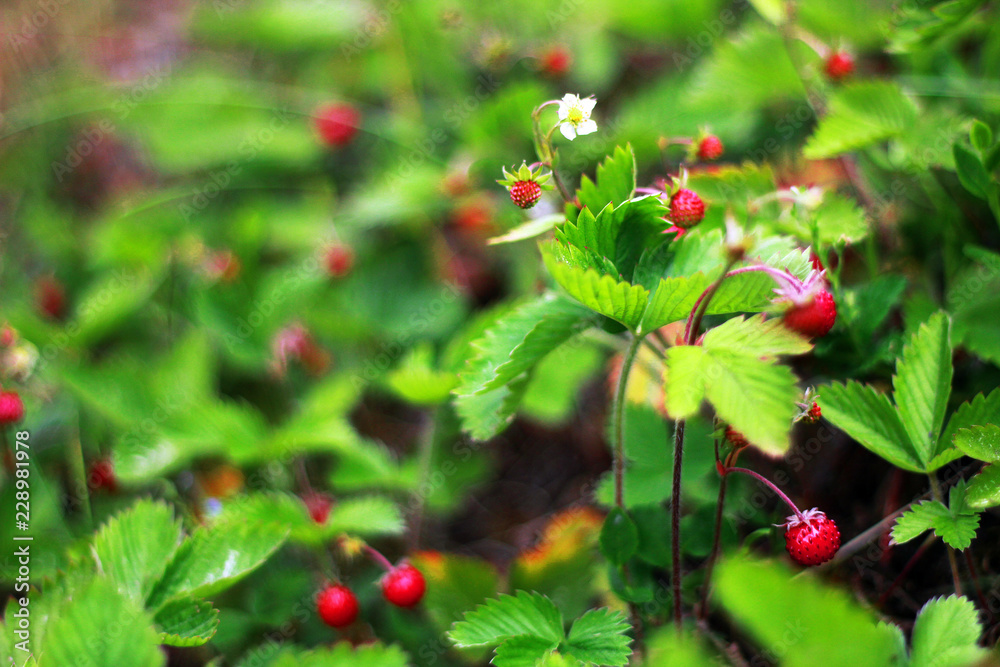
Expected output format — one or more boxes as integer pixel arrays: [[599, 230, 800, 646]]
[[721, 466, 805, 521], [364, 545, 395, 572]]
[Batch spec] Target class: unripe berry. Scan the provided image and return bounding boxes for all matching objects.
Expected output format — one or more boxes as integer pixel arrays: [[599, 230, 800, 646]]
[[509, 180, 542, 209]]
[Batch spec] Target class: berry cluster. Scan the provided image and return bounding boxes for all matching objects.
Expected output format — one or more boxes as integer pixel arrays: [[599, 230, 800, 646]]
[[316, 563, 426, 629]]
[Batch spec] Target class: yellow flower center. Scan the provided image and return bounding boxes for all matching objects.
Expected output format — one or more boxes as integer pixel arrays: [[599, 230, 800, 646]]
[[567, 107, 584, 124]]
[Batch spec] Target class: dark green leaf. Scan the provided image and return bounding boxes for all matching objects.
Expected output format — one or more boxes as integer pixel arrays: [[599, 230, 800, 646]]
[[953, 142, 991, 199], [893, 312, 953, 465], [154, 597, 220, 647], [970, 120, 993, 153], [600, 508, 640, 565], [576, 144, 636, 213]]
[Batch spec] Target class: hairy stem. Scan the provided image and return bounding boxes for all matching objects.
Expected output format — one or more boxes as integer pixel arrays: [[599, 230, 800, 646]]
[[364, 544, 395, 572], [701, 452, 728, 620], [613, 335, 643, 508], [722, 466, 805, 520], [928, 474, 964, 595], [671, 419, 685, 630]]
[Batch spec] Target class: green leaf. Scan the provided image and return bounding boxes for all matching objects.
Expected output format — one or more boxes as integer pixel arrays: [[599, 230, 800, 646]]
[[493, 636, 561, 667], [556, 204, 620, 268], [449, 591, 565, 648], [92, 500, 183, 606], [600, 508, 640, 566], [489, 214, 563, 245], [953, 142, 991, 200], [544, 252, 650, 330], [932, 507, 980, 550], [804, 82, 918, 159], [411, 552, 501, 636], [662, 346, 707, 419], [384, 343, 457, 406], [939, 389, 1000, 457], [645, 629, 720, 666], [563, 608, 632, 666], [639, 274, 710, 333], [154, 596, 220, 647], [910, 596, 987, 667], [70, 267, 164, 345], [810, 193, 870, 245], [146, 520, 288, 610], [453, 373, 530, 441], [702, 314, 813, 358], [747, 0, 785, 24], [266, 643, 411, 667], [891, 501, 948, 545], [714, 558, 899, 667], [953, 425, 1000, 462], [970, 120, 993, 153], [41, 578, 165, 667], [820, 381, 923, 472], [576, 144, 636, 213], [966, 464, 1000, 509], [893, 312, 953, 465]]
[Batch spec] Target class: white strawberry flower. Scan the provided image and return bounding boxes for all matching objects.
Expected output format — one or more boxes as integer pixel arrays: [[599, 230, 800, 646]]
[[556, 93, 597, 140]]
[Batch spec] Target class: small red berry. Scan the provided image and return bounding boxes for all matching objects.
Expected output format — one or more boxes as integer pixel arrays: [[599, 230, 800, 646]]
[[806, 401, 822, 423], [668, 188, 705, 229], [303, 492, 333, 524], [452, 201, 493, 232], [539, 45, 572, 77], [35, 277, 66, 320], [314, 103, 361, 148], [317, 584, 359, 628], [324, 244, 355, 278], [0, 391, 24, 425], [381, 564, 426, 608], [824, 51, 854, 81], [784, 509, 840, 566], [783, 289, 837, 338], [0, 325, 15, 348], [697, 135, 724, 161], [89, 459, 118, 493], [509, 180, 542, 209]]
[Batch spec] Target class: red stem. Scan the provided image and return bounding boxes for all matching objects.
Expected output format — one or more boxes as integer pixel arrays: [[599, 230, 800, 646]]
[[721, 466, 805, 521], [364, 545, 395, 572]]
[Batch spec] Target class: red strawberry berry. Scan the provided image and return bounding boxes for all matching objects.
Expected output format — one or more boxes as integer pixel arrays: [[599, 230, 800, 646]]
[[509, 180, 542, 209], [783, 289, 837, 338], [314, 104, 361, 147], [784, 509, 840, 566], [668, 188, 705, 229], [89, 459, 118, 493], [697, 135, 724, 161], [824, 51, 854, 81], [325, 244, 355, 278], [303, 492, 333, 524], [539, 45, 572, 77], [317, 584, 359, 628], [0, 391, 24, 424], [381, 564, 426, 608]]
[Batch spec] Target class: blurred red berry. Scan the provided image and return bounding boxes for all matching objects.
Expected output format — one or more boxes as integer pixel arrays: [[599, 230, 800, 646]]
[[381, 564, 426, 608], [303, 492, 333, 524], [452, 201, 492, 232], [314, 103, 361, 147], [325, 244, 355, 278], [89, 459, 118, 493], [783, 289, 837, 338], [317, 584, 359, 628], [0, 325, 15, 348], [697, 135, 724, 161], [0, 391, 24, 425], [539, 45, 572, 77], [35, 277, 66, 320], [825, 51, 854, 81]]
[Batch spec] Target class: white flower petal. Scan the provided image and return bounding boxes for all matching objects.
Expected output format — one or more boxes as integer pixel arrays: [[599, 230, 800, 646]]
[[576, 119, 598, 136], [560, 123, 577, 141], [580, 97, 597, 113], [557, 105, 569, 120], [561, 93, 580, 106]]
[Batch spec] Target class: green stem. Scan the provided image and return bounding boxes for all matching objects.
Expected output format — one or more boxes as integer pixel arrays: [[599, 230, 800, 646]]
[[409, 408, 439, 550], [613, 335, 643, 508], [69, 415, 92, 530], [928, 474, 963, 595]]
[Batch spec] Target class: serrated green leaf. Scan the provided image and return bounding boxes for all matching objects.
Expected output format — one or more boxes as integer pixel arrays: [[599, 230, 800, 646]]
[[893, 312, 953, 465], [489, 214, 564, 246], [556, 204, 620, 267], [820, 381, 923, 472], [933, 507, 980, 550], [384, 343, 457, 406], [146, 520, 288, 610], [804, 82, 918, 159], [910, 596, 986, 667], [154, 596, 220, 647], [600, 508, 639, 566], [564, 608, 632, 666], [966, 464, 1000, 509], [662, 346, 706, 419], [42, 578, 165, 667], [892, 501, 948, 545], [953, 142, 991, 200], [493, 636, 561, 667], [412, 552, 500, 636], [953, 425, 1000, 462], [971, 120, 993, 153], [448, 591, 564, 648], [453, 373, 531, 440], [611, 196, 673, 279], [703, 314, 812, 358], [939, 389, 1000, 457], [92, 500, 183, 605], [639, 274, 710, 333], [714, 558, 898, 667], [577, 144, 636, 213], [811, 192, 870, 245], [544, 254, 649, 330], [702, 349, 799, 455]]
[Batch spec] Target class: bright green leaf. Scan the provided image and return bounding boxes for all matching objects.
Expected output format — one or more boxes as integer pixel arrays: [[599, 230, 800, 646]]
[[953, 425, 1000, 462], [703, 314, 813, 358], [266, 642, 410, 667], [639, 274, 710, 333], [662, 346, 706, 420], [556, 204, 620, 267], [939, 389, 1000, 457], [563, 608, 632, 666], [910, 595, 986, 667], [544, 254, 649, 330], [893, 312, 953, 465], [966, 464, 1000, 509], [804, 82, 918, 159], [576, 144, 636, 213], [970, 120, 993, 153], [448, 591, 564, 648], [891, 500, 948, 545], [154, 596, 220, 647], [489, 214, 563, 245], [645, 629, 719, 666], [493, 636, 561, 667], [932, 507, 979, 550]]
